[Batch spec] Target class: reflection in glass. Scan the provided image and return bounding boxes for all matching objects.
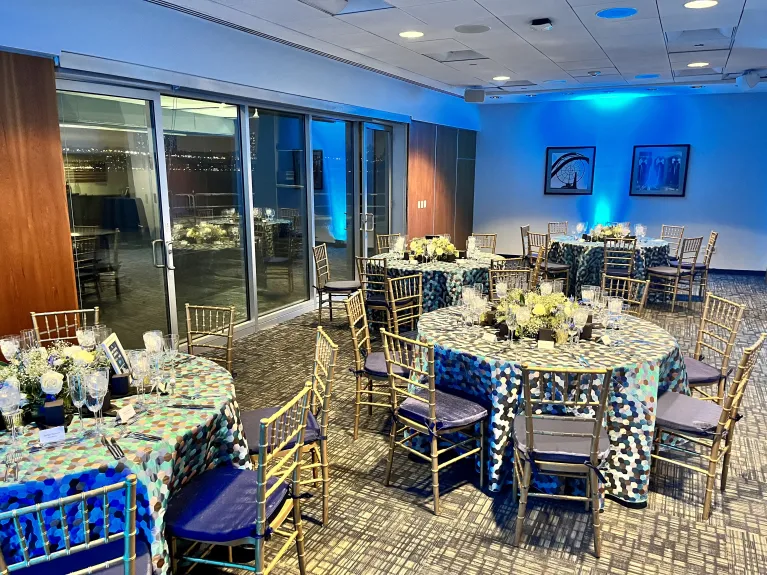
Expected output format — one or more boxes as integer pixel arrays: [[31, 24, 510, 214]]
[[363, 125, 392, 258], [162, 96, 249, 332], [250, 108, 309, 314], [58, 91, 169, 349]]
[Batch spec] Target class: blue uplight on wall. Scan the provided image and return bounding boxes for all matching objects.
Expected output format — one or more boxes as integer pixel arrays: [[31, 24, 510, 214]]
[[571, 91, 647, 110], [596, 7, 638, 18]]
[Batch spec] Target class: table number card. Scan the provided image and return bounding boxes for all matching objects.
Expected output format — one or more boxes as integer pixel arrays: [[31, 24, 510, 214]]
[[101, 333, 130, 374], [116, 404, 136, 424], [39, 426, 65, 446]]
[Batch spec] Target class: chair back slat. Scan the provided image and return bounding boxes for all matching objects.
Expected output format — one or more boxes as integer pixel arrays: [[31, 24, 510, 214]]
[[387, 274, 423, 334], [489, 269, 531, 301], [31, 308, 100, 345], [660, 224, 685, 258], [312, 327, 338, 431], [693, 293, 745, 375], [703, 231, 718, 267], [344, 291, 372, 372], [470, 233, 497, 254], [715, 333, 766, 439], [547, 221, 568, 235], [0, 475, 137, 573], [381, 330, 435, 422], [185, 304, 235, 373], [491, 257, 526, 270], [601, 276, 649, 317], [356, 257, 388, 303], [376, 234, 401, 254], [520, 225, 530, 259], [312, 243, 330, 289], [603, 238, 637, 277], [677, 236, 704, 271]]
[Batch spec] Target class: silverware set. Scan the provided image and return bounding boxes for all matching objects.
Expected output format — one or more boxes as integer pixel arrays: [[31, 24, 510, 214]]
[[168, 404, 214, 410], [101, 435, 125, 460], [123, 431, 163, 442], [29, 437, 83, 453], [3, 451, 22, 482]]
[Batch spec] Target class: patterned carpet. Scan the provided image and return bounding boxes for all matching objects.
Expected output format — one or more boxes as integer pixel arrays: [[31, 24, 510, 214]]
[[210, 273, 767, 575]]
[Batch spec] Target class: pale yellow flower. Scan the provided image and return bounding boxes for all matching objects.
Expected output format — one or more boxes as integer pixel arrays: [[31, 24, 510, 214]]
[[532, 303, 547, 316]]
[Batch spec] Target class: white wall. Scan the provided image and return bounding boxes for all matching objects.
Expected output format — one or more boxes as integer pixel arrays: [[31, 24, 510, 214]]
[[0, 0, 479, 130], [473, 93, 767, 270]]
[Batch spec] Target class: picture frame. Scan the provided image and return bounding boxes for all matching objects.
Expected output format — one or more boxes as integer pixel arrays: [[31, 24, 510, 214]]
[[100, 333, 130, 374], [544, 146, 596, 195], [629, 144, 690, 197]]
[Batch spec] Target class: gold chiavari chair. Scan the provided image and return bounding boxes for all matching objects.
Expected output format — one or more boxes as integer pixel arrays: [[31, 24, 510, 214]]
[[489, 269, 531, 302], [166, 385, 311, 575], [601, 275, 649, 317], [684, 293, 745, 404], [356, 256, 391, 332], [185, 304, 235, 373], [660, 224, 685, 258], [280, 207, 301, 230], [312, 243, 361, 323], [31, 307, 100, 345], [96, 228, 121, 297], [72, 236, 102, 300], [386, 274, 423, 336], [376, 233, 401, 254], [382, 330, 487, 515], [241, 328, 338, 526], [603, 237, 637, 278], [344, 291, 399, 440], [513, 365, 614, 557], [651, 333, 766, 520], [0, 474, 145, 573], [547, 221, 568, 235], [470, 233, 497, 254], [490, 256, 526, 270], [520, 225, 531, 263], [527, 232, 570, 293], [673, 231, 717, 302], [264, 231, 298, 292], [646, 236, 703, 312]]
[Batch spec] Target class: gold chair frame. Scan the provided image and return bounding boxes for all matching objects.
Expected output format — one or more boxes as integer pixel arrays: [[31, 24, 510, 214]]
[[513, 365, 614, 557], [602, 237, 637, 278], [312, 243, 358, 323], [72, 236, 102, 300], [344, 291, 390, 440], [376, 233, 401, 254], [490, 256, 526, 270], [489, 269, 531, 302], [0, 474, 137, 574], [660, 224, 685, 258], [601, 275, 649, 317], [520, 225, 531, 262], [386, 274, 423, 334], [651, 333, 766, 520], [547, 221, 568, 235], [470, 233, 497, 254], [31, 307, 100, 345], [693, 231, 718, 301], [381, 330, 485, 515], [647, 236, 703, 312], [185, 304, 235, 373], [356, 256, 391, 332], [527, 232, 570, 293], [170, 385, 311, 575]]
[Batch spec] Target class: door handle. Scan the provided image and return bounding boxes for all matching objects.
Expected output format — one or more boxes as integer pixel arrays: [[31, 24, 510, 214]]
[[165, 241, 176, 271], [365, 212, 375, 232], [151, 239, 163, 268]]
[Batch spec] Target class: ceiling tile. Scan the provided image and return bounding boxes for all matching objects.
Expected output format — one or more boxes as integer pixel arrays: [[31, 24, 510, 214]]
[[568, 66, 619, 76], [401, 0, 494, 27], [406, 38, 472, 54], [284, 15, 362, 39], [668, 49, 730, 67], [575, 74, 628, 85], [337, 7, 430, 35], [558, 58, 614, 70], [657, 0, 747, 31], [211, 0, 327, 22], [329, 31, 395, 50]]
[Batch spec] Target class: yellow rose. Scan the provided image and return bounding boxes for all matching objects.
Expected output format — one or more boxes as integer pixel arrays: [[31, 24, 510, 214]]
[[532, 303, 547, 316], [435, 248, 443, 256]]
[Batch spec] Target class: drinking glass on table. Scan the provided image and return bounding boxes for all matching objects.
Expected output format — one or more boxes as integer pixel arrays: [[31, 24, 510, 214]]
[[506, 309, 518, 345], [163, 334, 180, 396], [0, 336, 20, 362], [552, 279, 564, 294], [84, 370, 109, 435], [76, 326, 97, 350], [575, 222, 587, 236], [127, 350, 149, 410], [466, 237, 476, 259], [606, 297, 624, 335], [581, 285, 600, 306], [19, 329, 39, 351], [540, 280, 553, 296], [68, 373, 87, 435], [574, 308, 590, 344], [515, 306, 531, 334], [496, 281, 508, 301], [0, 383, 23, 449]]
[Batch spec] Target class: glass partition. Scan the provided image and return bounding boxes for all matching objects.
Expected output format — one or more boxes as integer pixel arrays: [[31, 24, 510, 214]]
[[249, 108, 309, 314]]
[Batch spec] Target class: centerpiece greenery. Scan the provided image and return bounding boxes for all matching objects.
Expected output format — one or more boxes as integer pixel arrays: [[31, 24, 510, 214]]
[[589, 223, 630, 240], [409, 237, 458, 262], [172, 222, 238, 246], [495, 288, 578, 342]]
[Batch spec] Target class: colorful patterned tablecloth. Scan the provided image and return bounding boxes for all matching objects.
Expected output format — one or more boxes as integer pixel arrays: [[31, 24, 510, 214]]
[[0, 355, 250, 574], [549, 236, 670, 297], [417, 308, 689, 504], [371, 253, 498, 312]]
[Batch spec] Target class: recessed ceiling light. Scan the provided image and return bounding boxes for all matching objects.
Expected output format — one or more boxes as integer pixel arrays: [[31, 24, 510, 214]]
[[493, 75, 511, 81], [635, 73, 660, 79], [399, 30, 424, 39], [588, 70, 602, 76], [687, 61, 709, 68], [684, 0, 718, 8], [530, 18, 553, 31], [596, 7, 638, 19], [454, 24, 490, 34]]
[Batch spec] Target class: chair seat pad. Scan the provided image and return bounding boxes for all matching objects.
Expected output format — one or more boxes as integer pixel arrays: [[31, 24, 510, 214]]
[[366, 294, 415, 309], [21, 538, 152, 575], [647, 265, 681, 276], [544, 262, 569, 272], [605, 267, 631, 277], [513, 415, 611, 464], [243, 407, 320, 454], [656, 391, 722, 436], [324, 280, 361, 292], [364, 351, 407, 379], [398, 388, 487, 430], [669, 259, 705, 270], [165, 467, 287, 543], [685, 356, 727, 385]]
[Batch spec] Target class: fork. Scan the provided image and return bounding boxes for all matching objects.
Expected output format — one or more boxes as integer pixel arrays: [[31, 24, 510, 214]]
[[4, 451, 22, 482], [109, 437, 125, 458], [101, 435, 120, 460]]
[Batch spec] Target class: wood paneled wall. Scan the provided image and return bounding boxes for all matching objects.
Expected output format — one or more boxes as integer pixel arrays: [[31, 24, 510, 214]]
[[0, 51, 77, 336], [406, 120, 476, 249]]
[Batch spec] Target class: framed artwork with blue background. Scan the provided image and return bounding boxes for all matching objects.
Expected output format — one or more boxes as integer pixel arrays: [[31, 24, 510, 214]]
[[629, 144, 690, 197], [544, 146, 596, 195]]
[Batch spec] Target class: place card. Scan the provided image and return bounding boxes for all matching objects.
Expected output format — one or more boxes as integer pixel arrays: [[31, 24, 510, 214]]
[[39, 426, 65, 446], [116, 404, 137, 423], [537, 340, 555, 350]]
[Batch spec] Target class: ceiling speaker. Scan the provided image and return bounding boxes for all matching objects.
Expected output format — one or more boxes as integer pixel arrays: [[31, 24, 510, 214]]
[[736, 70, 761, 90], [464, 89, 485, 103]]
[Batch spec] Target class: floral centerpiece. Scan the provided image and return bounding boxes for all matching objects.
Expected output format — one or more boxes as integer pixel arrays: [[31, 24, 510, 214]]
[[589, 223, 630, 241], [409, 237, 458, 263], [0, 343, 109, 420], [172, 222, 239, 246], [495, 288, 579, 342]]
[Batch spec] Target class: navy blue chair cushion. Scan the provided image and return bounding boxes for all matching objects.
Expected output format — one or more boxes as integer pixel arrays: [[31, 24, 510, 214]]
[[364, 351, 408, 379], [669, 259, 705, 270], [324, 280, 361, 292], [398, 388, 487, 430], [513, 416, 610, 464], [366, 295, 415, 309], [647, 265, 681, 276], [604, 266, 631, 277], [242, 407, 320, 454], [20, 538, 152, 575], [685, 356, 728, 385], [656, 391, 723, 436], [544, 262, 569, 272], [165, 467, 287, 543]]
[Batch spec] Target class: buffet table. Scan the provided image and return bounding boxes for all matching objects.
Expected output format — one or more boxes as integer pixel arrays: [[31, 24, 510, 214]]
[[0, 355, 250, 574], [417, 308, 689, 505]]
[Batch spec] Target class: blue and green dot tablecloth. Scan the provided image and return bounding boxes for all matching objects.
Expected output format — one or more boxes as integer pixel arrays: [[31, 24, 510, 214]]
[[0, 355, 249, 574], [418, 308, 689, 505]]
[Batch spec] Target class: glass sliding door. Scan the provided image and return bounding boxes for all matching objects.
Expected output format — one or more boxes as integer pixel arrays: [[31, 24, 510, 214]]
[[58, 90, 170, 349], [310, 118, 356, 280], [362, 123, 392, 257], [249, 108, 310, 314], [161, 96, 249, 333]]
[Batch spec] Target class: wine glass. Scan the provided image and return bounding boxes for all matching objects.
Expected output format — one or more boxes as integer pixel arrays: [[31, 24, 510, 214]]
[[68, 373, 87, 435], [84, 370, 109, 436], [574, 308, 590, 344], [128, 350, 149, 410], [163, 334, 180, 396], [92, 324, 112, 346], [19, 329, 39, 351], [0, 383, 22, 448], [143, 330, 164, 355], [516, 306, 531, 334], [496, 281, 508, 301], [607, 297, 624, 333], [0, 336, 20, 362], [506, 309, 518, 346], [552, 279, 564, 294], [580, 285, 599, 306], [76, 327, 97, 350], [540, 281, 553, 296], [467, 237, 476, 259]]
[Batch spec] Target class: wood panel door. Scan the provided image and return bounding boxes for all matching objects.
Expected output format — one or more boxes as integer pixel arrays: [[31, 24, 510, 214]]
[[406, 121, 436, 238], [454, 129, 477, 251], [0, 51, 77, 336], [434, 125, 457, 239]]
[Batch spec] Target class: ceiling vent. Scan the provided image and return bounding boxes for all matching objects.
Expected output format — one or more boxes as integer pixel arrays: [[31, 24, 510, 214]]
[[297, 0, 393, 15], [424, 49, 488, 63], [665, 28, 735, 53], [674, 67, 722, 77], [497, 80, 536, 87]]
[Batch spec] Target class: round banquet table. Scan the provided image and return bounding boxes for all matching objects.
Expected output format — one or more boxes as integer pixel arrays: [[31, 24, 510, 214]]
[[548, 235, 670, 297], [371, 252, 499, 312], [417, 308, 689, 505], [0, 355, 250, 575], [256, 217, 294, 257]]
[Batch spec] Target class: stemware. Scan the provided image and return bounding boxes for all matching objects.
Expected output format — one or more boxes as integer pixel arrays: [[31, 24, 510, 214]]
[[19, 329, 39, 351], [552, 279, 564, 294], [0, 336, 20, 362], [516, 306, 531, 329], [128, 350, 150, 410], [540, 281, 554, 296], [84, 370, 109, 435], [506, 309, 518, 346], [163, 334, 180, 396], [0, 383, 23, 448], [635, 224, 647, 241], [606, 297, 624, 332], [496, 281, 508, 301], [92, 324, 112, 346], [573, 308, 590, 344], [466, 237, 476, 259], [76, 326, 97, 350], [580, 285, 599, 305], [143, 330, 164, 355], [68, 373, 87, 434]]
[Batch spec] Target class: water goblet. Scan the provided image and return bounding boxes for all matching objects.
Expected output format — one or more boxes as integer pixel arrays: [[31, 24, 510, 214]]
[[68, 373, 87, 435], [606, 297, 624, 333], [574, 308, 590, 344], [516, 306, 531, 330], [163, 334, 180, 396], [467, 237, 476, 259], [506, 311, 518, 346], [552, 279, 564, 294], [580, 285, 599, 306], [540, 281, 553, 296], [76, 326, 97, 350], [0, 384, 23, 448], [0, 336, 20, 362], [84, 370, 109, 435], [143, 330, 164, 355], [127, 350, 149, 410], [19, 329, 39, 351]]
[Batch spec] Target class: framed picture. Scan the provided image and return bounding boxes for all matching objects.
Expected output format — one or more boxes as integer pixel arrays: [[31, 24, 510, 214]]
[[629, 144, 690, 197], [312, 149, 324, 191], [544, 146, 596, 195], [100, 333, 129, 374]]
